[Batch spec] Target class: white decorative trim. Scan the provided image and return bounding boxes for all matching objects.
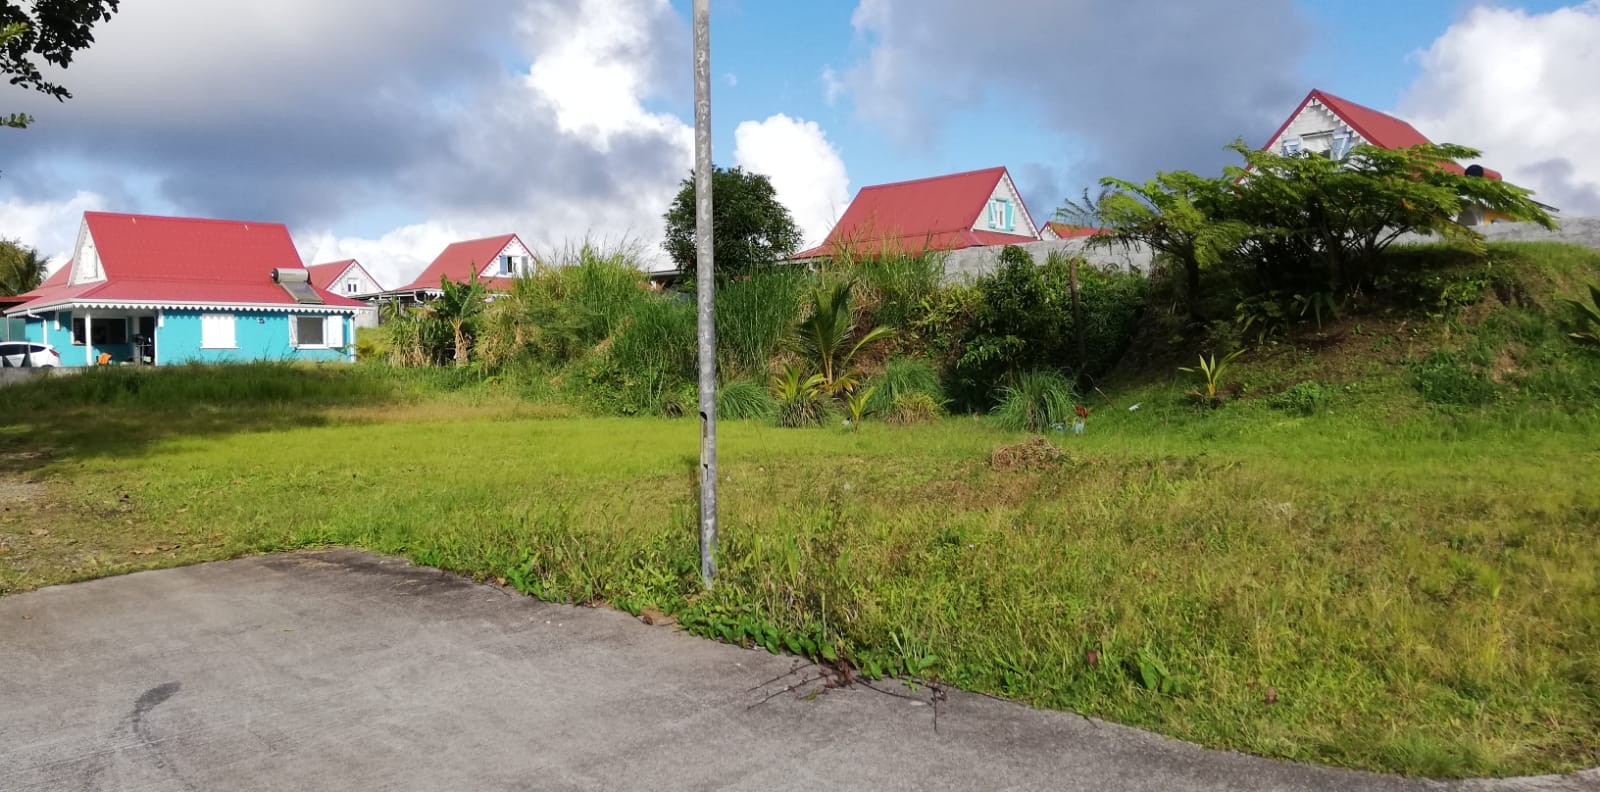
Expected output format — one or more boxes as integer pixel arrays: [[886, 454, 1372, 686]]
[[6, 298, 361, 317]]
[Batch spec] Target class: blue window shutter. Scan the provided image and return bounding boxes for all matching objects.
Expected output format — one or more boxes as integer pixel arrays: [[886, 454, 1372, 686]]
[[1004, 201, 1014, 232]]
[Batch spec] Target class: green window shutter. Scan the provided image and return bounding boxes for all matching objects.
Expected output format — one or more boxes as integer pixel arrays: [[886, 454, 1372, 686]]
[[1004, 200, 1014, 231]]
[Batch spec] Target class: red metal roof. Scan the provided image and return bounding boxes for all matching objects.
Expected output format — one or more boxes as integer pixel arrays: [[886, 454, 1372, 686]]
[[794, 167, 1039, 259], [398, 234, 525, 291], [1044, 222, 1102, 240], [1264, 89, 1467, 174], [307, 260, 357, 291], [6, 212, 364, 313]]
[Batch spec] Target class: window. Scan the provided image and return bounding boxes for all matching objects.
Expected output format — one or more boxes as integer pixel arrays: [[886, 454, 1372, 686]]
[[71, 318, 86, 346], [293, 315, 326, 348], [499, 255, 517, 276], [345, 280, 360, 294], [201, 313, 236, 349]]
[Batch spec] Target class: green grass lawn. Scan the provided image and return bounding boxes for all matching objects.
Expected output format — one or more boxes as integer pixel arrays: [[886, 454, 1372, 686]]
[[2, 373, 1597, 778]]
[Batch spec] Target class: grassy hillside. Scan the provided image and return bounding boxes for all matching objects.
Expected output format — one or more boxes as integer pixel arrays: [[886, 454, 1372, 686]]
[[1, 242, 1598, 778]]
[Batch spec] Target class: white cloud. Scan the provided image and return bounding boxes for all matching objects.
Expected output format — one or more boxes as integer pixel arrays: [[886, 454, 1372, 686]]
[[1398, 2, 1600, 215], [733, 115, 852, 247], [821, 66, 845, 106], [0, 191, 107, 270]]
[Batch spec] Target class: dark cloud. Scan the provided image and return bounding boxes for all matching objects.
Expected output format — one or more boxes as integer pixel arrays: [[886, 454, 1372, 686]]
[[0, 0, 692, 236], [842, 0, 1309, 195]]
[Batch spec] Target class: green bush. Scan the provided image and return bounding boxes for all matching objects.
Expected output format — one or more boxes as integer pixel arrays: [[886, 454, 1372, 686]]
[[955, 247, 1144, 409], [771, 364, 829, 428], [992, 369, 1079, 432], [717, 381, 776, 420], [885, 392, 942, 425], [864, 357, 943, 415], [1268, 381, 1336, 415], [1414, 351, 1498, 406]]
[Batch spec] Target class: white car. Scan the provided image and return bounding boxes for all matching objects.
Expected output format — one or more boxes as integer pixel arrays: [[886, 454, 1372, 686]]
[[0, 341, 62, 368]]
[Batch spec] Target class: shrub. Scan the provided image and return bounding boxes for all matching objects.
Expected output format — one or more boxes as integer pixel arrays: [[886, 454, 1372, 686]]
[[717, 381, 775, 420], [955, 248, 1144, 409], [865, 357, 943, 415], [1414, 351, 1498, 406], [1268, 381, 1336, 415], [885, 392, 942, 426], [992, 369, 1078, 433], [790, 280, 894, 395]]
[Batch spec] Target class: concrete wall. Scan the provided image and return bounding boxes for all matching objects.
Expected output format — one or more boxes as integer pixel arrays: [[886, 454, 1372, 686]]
[[943, 237, 1155, 282], [158, 310, 354, 366], [942, 217, 1600, 283]]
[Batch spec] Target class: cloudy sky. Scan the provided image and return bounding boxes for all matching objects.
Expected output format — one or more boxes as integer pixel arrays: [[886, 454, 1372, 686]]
[[1, 0, 1595, 286]]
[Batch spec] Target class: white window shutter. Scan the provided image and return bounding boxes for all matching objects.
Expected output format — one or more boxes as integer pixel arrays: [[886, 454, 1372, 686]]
[[326, 315, 344, 347], [289, 315, 298, 347]]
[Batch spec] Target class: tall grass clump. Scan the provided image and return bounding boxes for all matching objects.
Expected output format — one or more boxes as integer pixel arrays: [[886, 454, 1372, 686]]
[[715, 267, 811, 378], [581, 296, 697, 416], [865, 357, 943, 414], [846, 250, 946, 331], [716, 380, 776, 420], [992, 369, 1078, 432]]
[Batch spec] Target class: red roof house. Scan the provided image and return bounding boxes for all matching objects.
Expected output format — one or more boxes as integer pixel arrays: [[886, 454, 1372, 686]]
[[388, 234, 535, 297], [1040, 222, 1103, 241], [4, 212, 364, 367], [1263, 89, 1552, 220], [308, 258, 385, 298], [793, 167, 1040, 260]]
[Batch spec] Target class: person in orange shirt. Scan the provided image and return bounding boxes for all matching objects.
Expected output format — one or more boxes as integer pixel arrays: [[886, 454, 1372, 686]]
[[97, 352, 113, 366]]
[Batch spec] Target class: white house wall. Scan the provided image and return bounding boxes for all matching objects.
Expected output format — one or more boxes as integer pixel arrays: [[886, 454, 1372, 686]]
[[69, 221, 105, 285], [333, 263, 383, 297], [970, 174, 1039, 238], [1268, 100, 1364, 155], [477, 238, 535, 279]]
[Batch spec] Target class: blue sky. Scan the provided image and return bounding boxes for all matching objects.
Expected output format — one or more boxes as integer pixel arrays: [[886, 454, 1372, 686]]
[[696, 0, 1575, 208], [3, 0, 1596, 283]]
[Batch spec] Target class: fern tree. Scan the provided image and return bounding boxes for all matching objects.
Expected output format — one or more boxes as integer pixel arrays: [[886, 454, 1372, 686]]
[[1095, 171, 1247, 322]]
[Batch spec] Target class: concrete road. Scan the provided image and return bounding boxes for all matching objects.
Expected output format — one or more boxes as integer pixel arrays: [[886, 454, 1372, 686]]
[[1, 551, 1595, 792]]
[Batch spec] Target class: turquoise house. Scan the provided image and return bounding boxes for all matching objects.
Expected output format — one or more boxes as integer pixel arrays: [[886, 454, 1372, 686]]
[[5, 212, 363, 367]]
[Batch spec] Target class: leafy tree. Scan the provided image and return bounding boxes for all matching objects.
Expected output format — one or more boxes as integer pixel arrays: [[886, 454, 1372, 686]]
[[0, 237, 45, 295], [422, 273, 488, 366], [3, 1, 122, 129], [663, 166, 803, 280], [1223, 141, 1557, 291], [1094, 171, 1248, 322], [790, 279, 893, 395]]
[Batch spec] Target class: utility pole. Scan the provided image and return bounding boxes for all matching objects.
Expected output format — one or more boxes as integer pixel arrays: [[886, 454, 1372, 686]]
[[692, 0, 718, 588]]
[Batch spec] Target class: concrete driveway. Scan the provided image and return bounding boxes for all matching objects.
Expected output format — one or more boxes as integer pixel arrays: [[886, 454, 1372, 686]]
[[1, 550, 1595, 792]]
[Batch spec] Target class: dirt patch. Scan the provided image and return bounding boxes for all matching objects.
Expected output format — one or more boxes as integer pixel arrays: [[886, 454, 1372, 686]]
[[990, 438, 1068, 472], [0, 479, 46, 505], [1491, 344, 1527, 384]]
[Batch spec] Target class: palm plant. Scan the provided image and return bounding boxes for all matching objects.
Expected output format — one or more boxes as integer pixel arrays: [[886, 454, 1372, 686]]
[[770, 363, 828, 428], [844, 385, 878, 431], [423, 273, 489, 366], [790, 280, 894, 394], [0, 239, 46, 297], [1180, 349, 1245, 405]]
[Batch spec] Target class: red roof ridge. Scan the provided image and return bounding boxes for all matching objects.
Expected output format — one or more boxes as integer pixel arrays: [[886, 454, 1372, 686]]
[[853, 166, 1008, 195], [83, 210, 292, 232]]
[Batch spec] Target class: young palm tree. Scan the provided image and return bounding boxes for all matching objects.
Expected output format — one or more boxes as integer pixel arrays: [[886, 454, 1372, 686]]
[[0, 239, 46, 297], [791, 279, 894, 393], [423, 273, 489, 366]]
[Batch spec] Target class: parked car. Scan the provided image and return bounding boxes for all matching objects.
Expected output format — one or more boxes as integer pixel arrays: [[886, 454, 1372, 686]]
[[0, 341, 62, 368]]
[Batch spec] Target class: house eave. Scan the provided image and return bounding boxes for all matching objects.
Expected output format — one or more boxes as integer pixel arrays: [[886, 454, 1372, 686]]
[[4, 298, 362, 318]]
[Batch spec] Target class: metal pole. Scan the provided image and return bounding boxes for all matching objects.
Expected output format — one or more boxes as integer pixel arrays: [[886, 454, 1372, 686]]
[[692, 0, 718, 588]]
